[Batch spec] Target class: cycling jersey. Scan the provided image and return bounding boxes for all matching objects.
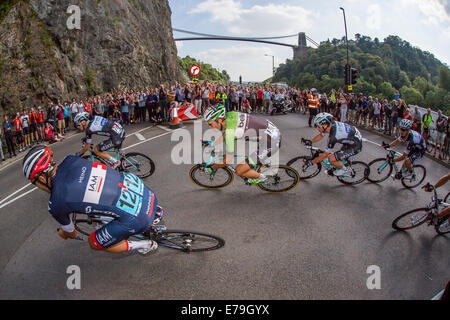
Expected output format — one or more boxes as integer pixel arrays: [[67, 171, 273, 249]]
[[85, 116, 125, 151], [49, 156, 157, 248], [326, 121, 362, 152], [396, 130, 426, 155], [225, 112, 281, 167]]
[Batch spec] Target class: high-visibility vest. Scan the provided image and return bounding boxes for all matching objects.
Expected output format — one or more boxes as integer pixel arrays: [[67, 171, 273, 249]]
[[307, 94, 319, 108], [423, 114, 432, 128]]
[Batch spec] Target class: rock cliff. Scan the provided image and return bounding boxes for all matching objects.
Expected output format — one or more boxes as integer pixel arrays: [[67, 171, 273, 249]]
[[0, 0, 183, 114]]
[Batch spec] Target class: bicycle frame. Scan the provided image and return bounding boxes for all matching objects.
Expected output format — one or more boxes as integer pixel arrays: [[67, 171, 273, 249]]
[[83, 142, 140, 172], [203, 140, 262, 183], [376, 148, 419, 181], [303, 145, 353, 178]]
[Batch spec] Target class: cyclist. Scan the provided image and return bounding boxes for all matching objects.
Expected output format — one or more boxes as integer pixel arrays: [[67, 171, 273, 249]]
[[422, 172, 450, 222], [22, 145, 159, 254], [203, 104, 281, 184], [303, 112, 363, 176], [74, 112, 125, 169], [383, 119, 426, 179]]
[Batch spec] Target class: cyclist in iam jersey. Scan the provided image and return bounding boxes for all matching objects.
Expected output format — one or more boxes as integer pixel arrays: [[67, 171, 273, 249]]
[[203, 104, 281, 184], [22, 146, 159, 254], [304, 112, 363, 176], [74, 112, 125, 169]]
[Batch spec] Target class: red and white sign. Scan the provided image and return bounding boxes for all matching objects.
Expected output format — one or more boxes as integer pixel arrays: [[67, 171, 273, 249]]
[[189, 65, 201, 76], [83, 162, 107, 204], [169, 104, 199, 121]]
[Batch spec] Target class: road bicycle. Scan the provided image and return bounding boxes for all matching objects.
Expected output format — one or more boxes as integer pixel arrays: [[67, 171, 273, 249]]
[[392, 184, 450, 235], [367, 142, 426, 188], [71, 206, 225, 252], [189, 140, 300, 193], [81, 139, 155, 179], [286, 138, 370, 185]]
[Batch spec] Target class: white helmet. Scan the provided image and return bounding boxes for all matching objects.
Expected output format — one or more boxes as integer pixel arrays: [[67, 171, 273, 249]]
[[74, 112, 90, 125], [204, 104, 226, 122], [399, 119, 413, 130], [313, 112, 334, 127]]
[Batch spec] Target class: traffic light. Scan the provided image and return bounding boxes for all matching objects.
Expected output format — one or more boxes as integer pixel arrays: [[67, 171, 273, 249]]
[[239, 75, 242, 85], [351, 68, 358, 85], [344, 64, 350, 86]]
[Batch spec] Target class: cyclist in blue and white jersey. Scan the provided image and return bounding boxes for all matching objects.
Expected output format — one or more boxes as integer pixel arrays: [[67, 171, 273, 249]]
[[22, 145, 159, 254], [383, 119, 426, 179], [74, 112, 125, 169], [303, 112, 363, 176]]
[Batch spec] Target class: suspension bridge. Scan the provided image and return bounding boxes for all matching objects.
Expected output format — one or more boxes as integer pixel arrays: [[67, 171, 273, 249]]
[[173, 29, 319, 59]]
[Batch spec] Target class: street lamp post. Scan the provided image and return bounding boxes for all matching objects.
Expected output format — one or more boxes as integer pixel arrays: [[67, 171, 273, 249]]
[[339, 7, 349, 66], [265, 54, 275, 78]]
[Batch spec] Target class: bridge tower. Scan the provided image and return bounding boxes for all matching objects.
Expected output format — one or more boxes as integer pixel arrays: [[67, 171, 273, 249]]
[[293, 32, 309, 59]]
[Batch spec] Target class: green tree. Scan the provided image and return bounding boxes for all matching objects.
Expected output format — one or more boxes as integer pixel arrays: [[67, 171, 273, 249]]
[[412, 76, 428, 96], [438, 65, 450, 91], [400, 86, 423, 105], [379, 82, 396, 100]]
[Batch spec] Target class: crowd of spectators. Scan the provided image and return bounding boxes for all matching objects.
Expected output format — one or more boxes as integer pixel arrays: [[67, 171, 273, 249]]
[[0, 81, 448, 162]]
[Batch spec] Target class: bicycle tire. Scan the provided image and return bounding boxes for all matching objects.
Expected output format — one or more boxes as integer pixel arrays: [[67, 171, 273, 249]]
[[286, 156, 322, 179], [153, 230, 225, 252], [435, 192, 450, 235], [256, 165, 300, 193], [122, 152, 155, 179], [392, 208, 431, 231], [189, 164, 234, 189], [401, 165, 426, 189], [367, 158, 392, 183], [337, 161, 370, 185]]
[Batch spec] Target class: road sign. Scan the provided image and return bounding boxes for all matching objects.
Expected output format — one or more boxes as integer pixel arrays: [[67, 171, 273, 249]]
[[189, 65, 201, 77], [192, 77, 198, 83], [348, 85, 353, 91]]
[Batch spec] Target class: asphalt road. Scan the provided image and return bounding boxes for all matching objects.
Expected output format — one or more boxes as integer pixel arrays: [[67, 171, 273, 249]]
[[0, 113, 448, 300]]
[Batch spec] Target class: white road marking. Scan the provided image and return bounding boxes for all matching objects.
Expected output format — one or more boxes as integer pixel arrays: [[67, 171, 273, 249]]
[[0, 183, 33, 205], [362, 137, 381, 147], [0, 188, 38, 210]]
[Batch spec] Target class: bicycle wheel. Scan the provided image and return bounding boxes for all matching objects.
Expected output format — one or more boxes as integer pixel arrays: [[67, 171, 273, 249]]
[[122, 152, 155, 178], [189, 164, 234, 189], [154, 230, 225, 252], [72, 213, 114, 236], [392, 208, 431, 231], [286, 156, 322, 179], [367, 158, 392, 183], [256, 165, 300, 193], [337, 161, 370, 185], [401, 165, 426, 188]]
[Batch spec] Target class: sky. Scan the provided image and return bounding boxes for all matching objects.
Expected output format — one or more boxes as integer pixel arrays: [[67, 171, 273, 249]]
[[168, 0, 450, 82]]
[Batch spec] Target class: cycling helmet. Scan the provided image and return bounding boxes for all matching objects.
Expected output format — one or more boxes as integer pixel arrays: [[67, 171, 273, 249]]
[[399, 119, 413, 130], [313, 112, 334, 127], [23, 145, 55, 181], [73, 112, 90, 125], [204, 104, 226, 122]]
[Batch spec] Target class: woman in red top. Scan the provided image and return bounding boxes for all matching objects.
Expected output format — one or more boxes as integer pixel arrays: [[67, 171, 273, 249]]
[[13, 113, 25, 152], [84, 100, 92, 115]]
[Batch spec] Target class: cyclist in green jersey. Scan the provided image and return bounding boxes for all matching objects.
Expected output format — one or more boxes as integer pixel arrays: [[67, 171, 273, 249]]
[[203, 104, 281, 184]]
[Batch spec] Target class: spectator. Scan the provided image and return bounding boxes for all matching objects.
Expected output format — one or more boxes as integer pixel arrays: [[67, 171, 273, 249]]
[[201, 83, 210, 114], [70, 98, 78, 129], [412, 106, 422, 133], [422, 108, 433, 146], [383, 99, 392, 136], [28, 107, 39, 144], [2, 115, 16, 158], [151, 106, 164, 125], [12, 112, 24, 152], [44, 121, 63, 144], [57, 105, 65, 136], [193, 85, 202, 116], [372, 98, 382, 130], [0, 123, 5, 162], [21, 109, 31, 149], [63, 102, 70, 133], [391, 100, 399, 137], [338, 93, 348, 123], [159, 85, 169, 122], [435, 110, 448, 159]]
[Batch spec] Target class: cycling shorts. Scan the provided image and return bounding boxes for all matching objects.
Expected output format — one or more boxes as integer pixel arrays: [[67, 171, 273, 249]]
[[97, 131, 125, 152], [334, 141, 362, 162], [408, 150, 424, 164]]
